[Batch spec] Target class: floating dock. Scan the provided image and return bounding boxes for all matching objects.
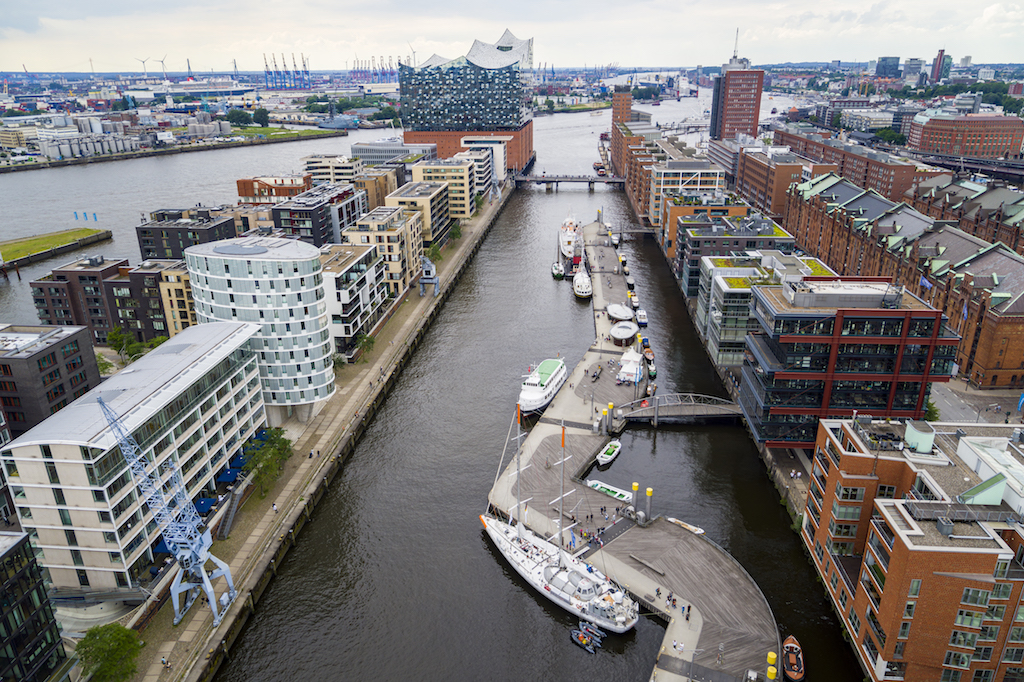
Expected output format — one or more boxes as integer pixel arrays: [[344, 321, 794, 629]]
[[487, 220, 779, 681]]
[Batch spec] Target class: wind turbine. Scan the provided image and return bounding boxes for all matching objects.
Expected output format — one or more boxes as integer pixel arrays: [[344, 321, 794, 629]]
[[156, 55, 168, 80], [407, 43, 417, 68], [135, 57, 150, 78]]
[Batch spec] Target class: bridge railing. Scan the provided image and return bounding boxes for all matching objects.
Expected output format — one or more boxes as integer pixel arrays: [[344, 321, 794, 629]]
[[615, 393, 738, 417]]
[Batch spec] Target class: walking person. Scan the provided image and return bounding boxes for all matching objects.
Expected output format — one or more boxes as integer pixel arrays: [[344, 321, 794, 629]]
[[272, 503, 278, 514]]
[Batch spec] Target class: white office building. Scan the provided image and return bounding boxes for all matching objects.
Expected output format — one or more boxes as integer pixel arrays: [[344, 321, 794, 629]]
[[0, 322, 263, 596], [185, 237, 335, 426]]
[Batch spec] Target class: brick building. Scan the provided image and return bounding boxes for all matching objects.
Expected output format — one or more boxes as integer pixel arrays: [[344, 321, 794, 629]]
[[236, 173, 313, 204], [803, 416, 1024, 682], [905, 176, 1024, 256], [710, 56, 764, 140], [658, 192, 753, 261], [773, 124, 946, 202], [736, 147, 837, 218], [30, 256, 127, 344], [907, 110, 1024, 159]]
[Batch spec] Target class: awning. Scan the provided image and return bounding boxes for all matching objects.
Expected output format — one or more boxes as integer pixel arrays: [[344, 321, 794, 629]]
[[216, 468, 241, 483], [229, 454, 247, 469], [194, 498, 216, 514]]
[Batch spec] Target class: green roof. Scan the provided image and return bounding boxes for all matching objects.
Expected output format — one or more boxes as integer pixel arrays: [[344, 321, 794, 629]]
[[536, 358, 563, 386]]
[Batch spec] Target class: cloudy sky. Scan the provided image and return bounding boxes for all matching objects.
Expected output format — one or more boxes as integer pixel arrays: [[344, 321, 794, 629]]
[[2, 0, 1022, 74]]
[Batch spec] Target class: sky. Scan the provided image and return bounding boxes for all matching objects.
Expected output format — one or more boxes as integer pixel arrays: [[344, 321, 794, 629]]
[[2, 0, 1023, 75]]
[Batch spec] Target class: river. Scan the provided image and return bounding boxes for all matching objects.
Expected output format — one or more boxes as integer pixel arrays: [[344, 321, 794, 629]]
[[0, 108, 859, 681]]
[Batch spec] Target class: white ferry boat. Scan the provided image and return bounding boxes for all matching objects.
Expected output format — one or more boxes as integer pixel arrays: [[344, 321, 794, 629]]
[[559, 213, 579, 259], [573, 271, 593, 299], [518, 359, 568, 413]]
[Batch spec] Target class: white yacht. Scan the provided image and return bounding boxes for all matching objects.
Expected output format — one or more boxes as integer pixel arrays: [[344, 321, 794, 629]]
[[518, 359, 567, 413], [559, 213, 579, 259], [635, 309, 648, 327], [573, 271, 593, 299]]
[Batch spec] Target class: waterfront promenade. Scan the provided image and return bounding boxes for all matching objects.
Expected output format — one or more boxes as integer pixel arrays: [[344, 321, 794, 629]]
[[486, 221, 779, 682], [115, 184, 514, 682]]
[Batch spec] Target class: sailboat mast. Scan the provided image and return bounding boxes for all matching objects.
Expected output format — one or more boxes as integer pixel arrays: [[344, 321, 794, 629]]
[[559, 422, 565, 548], [516, 403, 522, 540]]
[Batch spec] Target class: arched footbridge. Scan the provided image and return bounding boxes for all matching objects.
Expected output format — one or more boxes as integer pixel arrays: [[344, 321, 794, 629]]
[[611, 393, 742, 429]]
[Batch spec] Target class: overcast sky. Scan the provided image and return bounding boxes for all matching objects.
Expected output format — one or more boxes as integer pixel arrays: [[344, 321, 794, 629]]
[[3, 0, 1022, 75]]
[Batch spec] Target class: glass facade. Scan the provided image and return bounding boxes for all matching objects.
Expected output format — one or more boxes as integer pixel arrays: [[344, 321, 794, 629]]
[[1, 533, 66, 682], [399, 60, 529, 132]]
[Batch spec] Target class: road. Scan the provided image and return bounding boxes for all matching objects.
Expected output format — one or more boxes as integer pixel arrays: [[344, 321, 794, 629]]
[[931, 381, 1022, 424]]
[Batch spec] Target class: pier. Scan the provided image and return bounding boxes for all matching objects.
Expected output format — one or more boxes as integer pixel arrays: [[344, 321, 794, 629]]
[[487, 221, 779, 681]]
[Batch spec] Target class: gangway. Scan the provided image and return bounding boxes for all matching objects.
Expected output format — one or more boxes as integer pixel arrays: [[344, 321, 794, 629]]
[[98, 397, 237, 626]]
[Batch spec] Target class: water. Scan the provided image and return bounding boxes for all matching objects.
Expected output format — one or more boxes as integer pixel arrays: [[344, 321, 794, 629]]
[[0, 113, 860, 681]]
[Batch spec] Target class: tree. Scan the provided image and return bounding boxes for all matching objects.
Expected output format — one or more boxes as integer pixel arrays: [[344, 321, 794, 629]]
[[545, 98, 555, 113], [252, 108, 270, 127], [96, 352, 115, 375], [427, 243, 442, 262], [449, 222, 462, 240], [875, 128, 906, 146], [226, 109, 252, 126], [76, 623, 143, 682], [242, 428, 292, 497], [355, 333, 375, 362], [924, 399, 940, 422], [831, 113, 842, 129], [105, 326, 131, 363]]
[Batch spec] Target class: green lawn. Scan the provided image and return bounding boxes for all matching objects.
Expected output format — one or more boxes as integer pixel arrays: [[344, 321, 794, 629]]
[[0, 228, 104, 262], [230, 126, 335, 138]]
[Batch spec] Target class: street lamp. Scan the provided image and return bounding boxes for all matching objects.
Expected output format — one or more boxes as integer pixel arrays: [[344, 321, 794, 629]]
[[687, 648, 706, 681]]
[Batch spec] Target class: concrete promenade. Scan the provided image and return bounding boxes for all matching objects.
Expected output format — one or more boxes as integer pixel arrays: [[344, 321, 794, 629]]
[[117, 185, 514, 682], [487, 221, 779, 682]]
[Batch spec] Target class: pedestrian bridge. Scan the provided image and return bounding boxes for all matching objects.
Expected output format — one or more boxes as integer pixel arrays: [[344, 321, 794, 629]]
[[612, 393, 742, 428], [515, 174, 625, 189]]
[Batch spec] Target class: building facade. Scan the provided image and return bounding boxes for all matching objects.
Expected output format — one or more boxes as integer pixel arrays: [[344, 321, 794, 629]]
[[0, 322, 262, 596], [0, 325, 100, 438], [236, 173, 313, 205], [349, 138, 437, 165], [739, 279, 959, 447], [321, 244, 390, 361], [343, 207, 424, 299], [384, 182, 451, 247], [907, 110, 1024, 159], [411, 159, 476, 219], [300, 156, 366, 185], [400, 31, 535, 171], [185, 238, 335, 425], [30, 257, 127, 344], [271, 183, 369, 247], [710, 56, 764, 141], [137, 215, 237, 260], [803, 417, 1024, 682], [1, 531, 67, 682]]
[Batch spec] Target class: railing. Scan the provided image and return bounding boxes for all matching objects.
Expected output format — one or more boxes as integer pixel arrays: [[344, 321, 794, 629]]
[[904, 499, 1020, 524], [615, 393, 740, 420]]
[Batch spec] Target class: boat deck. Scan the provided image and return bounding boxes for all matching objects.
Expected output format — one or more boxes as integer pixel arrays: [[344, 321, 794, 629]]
[[487, 221, 779, 681]]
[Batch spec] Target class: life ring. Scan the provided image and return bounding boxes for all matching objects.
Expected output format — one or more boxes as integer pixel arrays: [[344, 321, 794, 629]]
[[641, 400, 649, 408]]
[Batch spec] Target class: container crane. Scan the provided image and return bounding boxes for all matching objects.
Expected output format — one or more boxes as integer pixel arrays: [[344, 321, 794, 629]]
[[97, 397, 237, 626]]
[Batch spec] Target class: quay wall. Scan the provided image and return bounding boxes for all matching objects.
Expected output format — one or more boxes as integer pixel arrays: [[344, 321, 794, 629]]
[[0, 131, 349, 175], [181, 187, 514, 682], [0, 231, 113, 272]]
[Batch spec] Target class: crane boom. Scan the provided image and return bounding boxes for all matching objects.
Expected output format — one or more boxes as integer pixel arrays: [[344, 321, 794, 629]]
[[98, 397, 237, 625]]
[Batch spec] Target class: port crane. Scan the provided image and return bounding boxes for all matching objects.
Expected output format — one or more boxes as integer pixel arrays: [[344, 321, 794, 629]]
[[98, 397, 237, 626]]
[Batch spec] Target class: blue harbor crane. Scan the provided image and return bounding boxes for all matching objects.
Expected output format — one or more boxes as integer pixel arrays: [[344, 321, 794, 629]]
[[97, 397, 237, 626]]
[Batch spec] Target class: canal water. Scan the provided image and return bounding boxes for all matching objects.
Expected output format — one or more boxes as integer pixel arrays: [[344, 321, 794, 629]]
[[0, 111, 859, 680]]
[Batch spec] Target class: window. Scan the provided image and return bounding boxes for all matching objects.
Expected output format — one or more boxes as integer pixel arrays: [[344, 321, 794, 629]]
[[899, 622, 911, 639], [831, 572, 839, 591], [944, 651, 971, 669], [840, 590, 848, 609], [993, 584, 1012, 600], [963, 588, 991, 606], [940, 672, 961, 682], [950, 630, 978, 648], [979, 626, 1000, 642], [972, 671, 993, 682], [954, 609, 981, 627], [836, 484, 865, 501], [77, 569, 90, 586], [986, 605, 1006, 621], [1005, 648, 1024, 663], [973, 647, 993, 662], [909, 579, 922, 597], [849, 610, 861, 635]]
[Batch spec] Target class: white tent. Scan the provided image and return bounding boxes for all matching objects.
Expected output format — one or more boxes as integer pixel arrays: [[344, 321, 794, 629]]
[[617, 348, 643, 383]]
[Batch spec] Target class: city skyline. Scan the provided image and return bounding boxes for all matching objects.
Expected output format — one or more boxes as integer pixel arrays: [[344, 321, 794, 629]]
[[2, 0, 1022, 75]]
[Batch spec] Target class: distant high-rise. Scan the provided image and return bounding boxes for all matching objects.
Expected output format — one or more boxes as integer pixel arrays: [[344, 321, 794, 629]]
[[710, 55, 764, 141], [930, 49, 945, 82], [875, 56, 900, 78], [960, 55, 973, 68], [902, 58, 924, 83]]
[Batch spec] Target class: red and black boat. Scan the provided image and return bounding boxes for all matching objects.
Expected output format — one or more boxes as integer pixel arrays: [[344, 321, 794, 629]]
[[782, 635, 804, 681]]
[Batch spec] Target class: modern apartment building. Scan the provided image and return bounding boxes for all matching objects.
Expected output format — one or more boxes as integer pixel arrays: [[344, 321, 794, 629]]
[[0, 325, 100, 437], [0, 322, 263, 596], [236, 173, 313, 205], [803, 417, 1024, 682], [676, 212, 795, 296], [461, 136, 512, 184], [352, 167, 401, 211], [709, 55, 764, 141], [648, 159, 726, 228], [385, 182, 451, 247], [30, 256, 127, 344], [343, 207, 424, 299], [411, 159, 476, 219], [156, 262, 196, 338], [349, 138, 437, 165], [103, 260, 185, 342], [659, 192, 753, 261], [320, 244, 389, 361], [301, 155, 366, 185], [271, 183, 369, 247], [136, 215, 237, 260], [738, 279, 959, 447], [453, 148, 495, 198], [694, 251, 835, 366], [1, 531, 67, 682], [400, 30, 535, 171], [185, 238, 335, 425], [907, 110, 1024, 159]]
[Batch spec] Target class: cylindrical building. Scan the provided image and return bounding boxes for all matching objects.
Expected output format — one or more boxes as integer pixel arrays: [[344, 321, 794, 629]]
[[185, 237, 335, 425]]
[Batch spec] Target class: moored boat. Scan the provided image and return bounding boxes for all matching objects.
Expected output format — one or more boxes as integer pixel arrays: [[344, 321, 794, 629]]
[[666, 517, 705, 535], [630, 295, 641, 310], [782, 635, 804, 681], [586, 479, 633, 503], [571, 628, 597, 653], [559, 213, 579, 259], [626, 276, 635, 290], [647, 360, 657, 379], [552, 261, 565, 280], [573, 271, 593, 299], [596, 439, 622, 466], [519, 359, 567, 413], [579, 621, 606, 639], [635, 309, 647, 326]]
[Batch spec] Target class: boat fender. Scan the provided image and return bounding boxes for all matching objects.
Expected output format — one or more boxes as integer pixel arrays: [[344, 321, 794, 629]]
[[641, 400, 649, 408]]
